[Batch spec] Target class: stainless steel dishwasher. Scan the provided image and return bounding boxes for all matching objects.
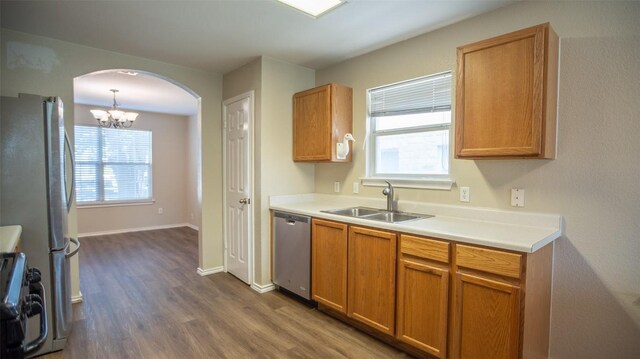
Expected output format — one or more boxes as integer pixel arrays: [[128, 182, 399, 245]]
[[273, 211, 311, 300]]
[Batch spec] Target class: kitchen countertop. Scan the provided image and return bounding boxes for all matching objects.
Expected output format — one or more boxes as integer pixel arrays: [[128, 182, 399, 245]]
[[0, 225, 22, 252], [270, 194, 562, 253]]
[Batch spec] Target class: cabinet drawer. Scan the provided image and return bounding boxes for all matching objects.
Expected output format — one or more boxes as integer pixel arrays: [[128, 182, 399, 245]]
[[400, 235, 449, 263], [456, 244, 522, 279]]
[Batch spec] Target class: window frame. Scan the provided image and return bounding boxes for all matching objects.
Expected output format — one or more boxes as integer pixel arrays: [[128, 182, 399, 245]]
[[74, 125, 154, 207], [363, 72, 455, 190]]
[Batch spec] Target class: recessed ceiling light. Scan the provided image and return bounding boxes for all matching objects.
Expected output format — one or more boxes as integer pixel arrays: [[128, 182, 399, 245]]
[[277, 0, 344, 18]]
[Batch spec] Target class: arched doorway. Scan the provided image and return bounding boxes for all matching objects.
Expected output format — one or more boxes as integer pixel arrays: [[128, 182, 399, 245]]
[[72, 69, 203, 280]]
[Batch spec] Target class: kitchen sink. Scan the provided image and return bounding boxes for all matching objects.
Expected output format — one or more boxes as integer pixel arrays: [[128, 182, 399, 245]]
[[364, 211, 427, 223], [321, 207, 432, 223], [322, 207, 381, 217]]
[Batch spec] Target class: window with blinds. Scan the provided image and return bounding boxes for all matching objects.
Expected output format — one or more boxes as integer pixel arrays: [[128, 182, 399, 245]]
[[366, 72, 452, 178], [74, 125, 152, 205]]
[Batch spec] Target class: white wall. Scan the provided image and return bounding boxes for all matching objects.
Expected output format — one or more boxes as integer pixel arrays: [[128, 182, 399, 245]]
[[223, 56, 315, 286], [259, 57, 315, 285], [315, 1, 640, 357], [186, 113, 200, 230], [0, 29, 224, 296], [74, 104, 190, 235]]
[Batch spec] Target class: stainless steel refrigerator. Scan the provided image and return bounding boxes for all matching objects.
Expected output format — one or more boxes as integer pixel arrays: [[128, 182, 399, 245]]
[[1, 93, 80, 356]]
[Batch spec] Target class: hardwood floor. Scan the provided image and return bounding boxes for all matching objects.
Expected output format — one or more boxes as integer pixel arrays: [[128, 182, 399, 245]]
[[40, 227, 409, 358]]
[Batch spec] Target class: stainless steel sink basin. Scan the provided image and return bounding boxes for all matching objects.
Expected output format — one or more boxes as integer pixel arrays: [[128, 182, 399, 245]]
[[364, 211, 427, 223], [322, 206, 432, 223], [322, 207, 381, 217]]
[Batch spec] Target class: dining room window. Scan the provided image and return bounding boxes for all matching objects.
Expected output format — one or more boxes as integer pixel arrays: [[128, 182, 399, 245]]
[[74, 125, 152, 205]]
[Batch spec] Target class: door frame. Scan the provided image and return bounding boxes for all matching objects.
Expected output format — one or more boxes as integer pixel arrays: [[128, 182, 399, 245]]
[[222, 90, 255, 285]]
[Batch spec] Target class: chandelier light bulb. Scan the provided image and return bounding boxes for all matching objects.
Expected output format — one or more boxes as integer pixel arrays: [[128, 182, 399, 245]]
[[90, 89, 138, 128]]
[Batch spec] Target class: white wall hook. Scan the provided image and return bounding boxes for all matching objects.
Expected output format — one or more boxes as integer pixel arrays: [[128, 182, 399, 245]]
[[336, 133, 356, 160]]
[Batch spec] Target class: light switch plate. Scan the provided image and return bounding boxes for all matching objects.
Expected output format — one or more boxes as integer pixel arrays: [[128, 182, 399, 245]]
[[334, 181, 340, 193], [511, 188, 525, 207], [353, 182, 359, 194], [460, 187, 470, 202]]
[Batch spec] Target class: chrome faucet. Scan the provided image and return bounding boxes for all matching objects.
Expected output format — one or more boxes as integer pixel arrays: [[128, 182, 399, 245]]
[[382, 181, 394, 212]]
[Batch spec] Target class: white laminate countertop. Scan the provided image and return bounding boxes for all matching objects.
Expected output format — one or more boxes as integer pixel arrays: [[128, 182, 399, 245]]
[[0, 225, 22, 252], [269, 194, 562, 253]]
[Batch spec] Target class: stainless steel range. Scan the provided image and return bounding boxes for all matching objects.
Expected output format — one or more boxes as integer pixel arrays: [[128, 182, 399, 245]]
[[0, 252, 48, 358]]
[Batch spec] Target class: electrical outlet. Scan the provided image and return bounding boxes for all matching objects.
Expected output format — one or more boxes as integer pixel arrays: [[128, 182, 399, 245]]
[[511, 188, 525, 207], [460, 186, 470, 202], [158, 207, 164, 214], [353, 182, 359, 194], [334, 181, 340, 193]]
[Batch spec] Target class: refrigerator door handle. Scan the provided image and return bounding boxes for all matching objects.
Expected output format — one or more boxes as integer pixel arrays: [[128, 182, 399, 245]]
[[64, 130, 75, 213], [66, 238, 80, 258]]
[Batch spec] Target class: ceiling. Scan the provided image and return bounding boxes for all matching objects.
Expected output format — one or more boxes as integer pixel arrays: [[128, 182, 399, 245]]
[[74, 70, 199, 116], [1, 0, 515, 115]]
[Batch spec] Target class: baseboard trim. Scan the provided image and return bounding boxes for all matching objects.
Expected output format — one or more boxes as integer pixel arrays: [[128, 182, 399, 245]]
[[197, 266, 224, 276], [251, 282, 276, 293], [185, 223, 199, 231], [71, 291, 83, 304], [79, 223, 194, 238]]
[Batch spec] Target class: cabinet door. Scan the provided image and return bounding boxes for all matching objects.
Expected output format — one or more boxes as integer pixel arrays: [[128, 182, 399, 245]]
[[311, 219, 348, 313], [452, 272, 520, 359], [396, 259, 449, 358], [293, 85, 331, 161], [455, 23, 557, 159], [347, 226, 396, 335]]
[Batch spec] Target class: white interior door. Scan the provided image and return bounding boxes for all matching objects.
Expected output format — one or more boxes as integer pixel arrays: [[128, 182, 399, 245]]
[[223, 92, 252, 284]]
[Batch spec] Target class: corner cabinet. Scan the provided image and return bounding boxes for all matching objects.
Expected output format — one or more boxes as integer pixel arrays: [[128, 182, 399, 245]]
[[452, 243, 553, 359], [293, 83, 353, 162], [455, 23, 559, 159]]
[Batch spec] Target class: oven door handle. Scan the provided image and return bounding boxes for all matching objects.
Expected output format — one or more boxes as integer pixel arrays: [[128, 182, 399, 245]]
[[24, 282, 48, 355]]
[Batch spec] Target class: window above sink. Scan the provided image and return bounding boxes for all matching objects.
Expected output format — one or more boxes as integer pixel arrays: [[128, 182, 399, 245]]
[[363, 72, 455, 190]]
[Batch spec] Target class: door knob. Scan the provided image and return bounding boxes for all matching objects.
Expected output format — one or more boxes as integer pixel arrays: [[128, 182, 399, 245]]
[[239, 198, 251, 205]]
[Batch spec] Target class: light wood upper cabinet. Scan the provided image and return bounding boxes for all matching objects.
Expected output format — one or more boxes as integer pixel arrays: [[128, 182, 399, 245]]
[[455, 23, 559, 159], [311, 219, 348, 313], [347, 226, 397, 335], [396, 235, 450, 358], [293, 83, 353, 162]]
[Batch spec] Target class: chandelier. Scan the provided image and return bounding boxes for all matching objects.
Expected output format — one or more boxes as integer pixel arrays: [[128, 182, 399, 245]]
[[90, 89, 139, 128]]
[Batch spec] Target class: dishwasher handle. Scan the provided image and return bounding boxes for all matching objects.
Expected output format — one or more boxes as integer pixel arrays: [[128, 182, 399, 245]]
[[274, 211, 310, 224]]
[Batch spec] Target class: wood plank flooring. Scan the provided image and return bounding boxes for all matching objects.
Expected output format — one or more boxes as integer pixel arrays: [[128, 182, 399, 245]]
[[40, 227, 409, 359]]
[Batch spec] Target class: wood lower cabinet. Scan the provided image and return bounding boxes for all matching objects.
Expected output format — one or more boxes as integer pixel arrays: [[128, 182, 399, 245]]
[[451, 243, 553, 359], [453, 273, 521, 359], [396, 235, 450, 358], [311, 219, 348, 313], [301, 216, 553, 358], [293, 83, 353, 162], [347, 226, 397, 335]]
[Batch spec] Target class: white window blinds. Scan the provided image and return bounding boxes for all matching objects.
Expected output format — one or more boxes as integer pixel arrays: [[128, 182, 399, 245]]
[[366, 71, 452, 179], [369, 72, 452, 117], [74, 125, 152, 205]]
